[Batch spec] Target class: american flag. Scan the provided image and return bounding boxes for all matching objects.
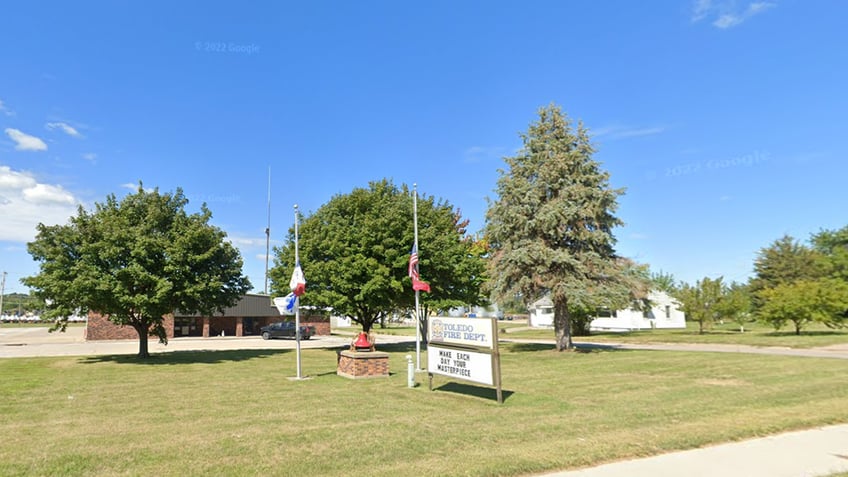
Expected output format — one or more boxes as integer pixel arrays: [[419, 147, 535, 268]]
[[408, 243, 430, 293], [408, 244, 419, 281]]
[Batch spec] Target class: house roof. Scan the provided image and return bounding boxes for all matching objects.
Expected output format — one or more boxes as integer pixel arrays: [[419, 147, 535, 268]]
[[530, 296, 553, 308], [529, 290, 681, 311]]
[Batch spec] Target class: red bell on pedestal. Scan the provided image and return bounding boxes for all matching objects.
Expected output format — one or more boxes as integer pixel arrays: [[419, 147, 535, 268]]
[[353, 332, 372, 351]]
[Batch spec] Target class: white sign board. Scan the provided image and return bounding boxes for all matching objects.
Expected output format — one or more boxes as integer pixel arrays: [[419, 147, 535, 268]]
[[427, 345, 494, 386], [428, 317, 495, 349]]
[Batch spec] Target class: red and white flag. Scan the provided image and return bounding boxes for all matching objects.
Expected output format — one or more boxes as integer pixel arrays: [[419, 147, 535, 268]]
[[408, 244, 431, 293], [289, 263, 306, 297]]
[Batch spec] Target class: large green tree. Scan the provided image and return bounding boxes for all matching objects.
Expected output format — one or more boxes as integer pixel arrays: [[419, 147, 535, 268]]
[[270, 179, 486, 333], [24, 185, 251, 358], [757, 279, 848, 334], [748, 235, 826, 308], [812, 225, 848, 282], [485, 104, 632, 351]]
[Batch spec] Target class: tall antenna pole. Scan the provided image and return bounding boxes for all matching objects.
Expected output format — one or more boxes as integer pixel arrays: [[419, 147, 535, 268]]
[[0, 271, 6, 318], [264, 167, 271, 295], [413, 184, 422, 371], [294, 204, 303, 379]]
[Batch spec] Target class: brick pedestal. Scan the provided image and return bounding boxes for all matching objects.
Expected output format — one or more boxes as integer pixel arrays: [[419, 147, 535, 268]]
[[337, 350, 389, 379]]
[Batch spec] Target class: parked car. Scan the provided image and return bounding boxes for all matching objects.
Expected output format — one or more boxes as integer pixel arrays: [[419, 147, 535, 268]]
[[260, 321, 315, 340]]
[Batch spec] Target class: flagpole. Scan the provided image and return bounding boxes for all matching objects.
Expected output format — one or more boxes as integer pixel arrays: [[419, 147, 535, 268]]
[[294, 204, 302, 379], [413, 184, 422, 371], [264, 167, 271, 295]]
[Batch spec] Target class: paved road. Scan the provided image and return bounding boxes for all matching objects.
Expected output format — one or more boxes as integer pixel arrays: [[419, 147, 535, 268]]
[[0, 326, 413, 358], [4, 326, 848, 476]]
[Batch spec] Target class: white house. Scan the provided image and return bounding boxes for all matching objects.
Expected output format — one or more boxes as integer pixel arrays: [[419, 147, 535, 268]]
[[529, 290, 685, 331]]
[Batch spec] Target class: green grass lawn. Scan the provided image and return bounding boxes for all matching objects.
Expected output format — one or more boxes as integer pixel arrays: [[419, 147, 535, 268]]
[[503, 321, 848, 348], [2, 343, 848, 476]]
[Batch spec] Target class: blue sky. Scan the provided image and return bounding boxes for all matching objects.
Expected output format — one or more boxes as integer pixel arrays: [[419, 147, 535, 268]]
[[1, 1, 846, 295]]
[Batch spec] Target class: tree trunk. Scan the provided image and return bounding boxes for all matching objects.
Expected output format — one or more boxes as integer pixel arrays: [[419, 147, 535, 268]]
[[553, 296, 573, 351], [134, 323, 150, 359]]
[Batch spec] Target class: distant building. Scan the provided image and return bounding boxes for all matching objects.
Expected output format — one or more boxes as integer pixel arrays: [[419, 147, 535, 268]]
[[528, 290, 685, 331], [85, 293, 330, 340]]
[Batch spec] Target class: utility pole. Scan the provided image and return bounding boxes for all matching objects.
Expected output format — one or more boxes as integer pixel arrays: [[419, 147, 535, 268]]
[[0, 271, 7, 319]]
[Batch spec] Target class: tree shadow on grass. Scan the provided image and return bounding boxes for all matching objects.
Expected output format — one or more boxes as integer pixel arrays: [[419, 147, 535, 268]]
[[764, 330, 848, 337], [434, 382, 514, 403], [372, 342, 419, 354], [78, 348, 291, 365]]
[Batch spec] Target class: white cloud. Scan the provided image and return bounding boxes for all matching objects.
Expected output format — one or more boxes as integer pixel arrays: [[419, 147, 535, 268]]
[[691, 1, 776, 29], [230, 236, 269, 248], [592, 124, 666, 140], [4, 128, 48, 151], [120, 183, 155, 193], [0, 99, 14, 116], [23, 183, 76, 205], [692, 0, 712, 21], [82, 152, 97, 162], [0, 165, 81, 242], [46, 122, 82, 138]]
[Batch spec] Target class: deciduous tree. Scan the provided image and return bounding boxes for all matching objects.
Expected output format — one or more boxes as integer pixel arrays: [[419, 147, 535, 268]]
[[675, 277, 723, 334], [24, 185, 251, 358], [714, 281, 752, 332], [270, 179, 486, 333], [812, 225, 848, 282], [757, 279, 848, 334]]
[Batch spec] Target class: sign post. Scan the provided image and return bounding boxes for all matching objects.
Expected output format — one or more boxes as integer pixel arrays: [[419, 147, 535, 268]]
[[426, 317, 502, 404]]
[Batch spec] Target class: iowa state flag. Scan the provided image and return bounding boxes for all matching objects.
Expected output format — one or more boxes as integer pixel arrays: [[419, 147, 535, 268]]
[[408, 244, 431, 293], [289, 263, 306, 297]]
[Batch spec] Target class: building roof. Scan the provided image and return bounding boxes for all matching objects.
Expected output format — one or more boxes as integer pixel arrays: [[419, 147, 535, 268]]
[[175, 294, 278, 318]]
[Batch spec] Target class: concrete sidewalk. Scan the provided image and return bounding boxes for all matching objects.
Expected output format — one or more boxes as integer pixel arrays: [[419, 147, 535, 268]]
[[542, 424, 848, 477]]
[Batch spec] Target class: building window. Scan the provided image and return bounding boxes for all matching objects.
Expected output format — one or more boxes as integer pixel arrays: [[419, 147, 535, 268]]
[[596, 308, 617, 318], [665, 305, 671, 319]]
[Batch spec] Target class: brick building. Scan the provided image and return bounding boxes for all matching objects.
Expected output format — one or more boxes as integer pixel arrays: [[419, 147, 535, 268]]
[[85, 293, 330, 340]]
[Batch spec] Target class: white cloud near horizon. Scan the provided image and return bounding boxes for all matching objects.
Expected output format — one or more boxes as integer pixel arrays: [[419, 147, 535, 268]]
[[4, 128, 48, 151], [0, 165, 80, 242], [692, 1, 776, 29], [46, 121, 82, 138]]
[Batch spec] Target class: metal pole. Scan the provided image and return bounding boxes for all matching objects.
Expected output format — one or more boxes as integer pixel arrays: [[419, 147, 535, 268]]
[[413, 184, 422, 371], [0, 271, 6, 319], [294, 204, 302, 379], [264, 167, 271, 295]]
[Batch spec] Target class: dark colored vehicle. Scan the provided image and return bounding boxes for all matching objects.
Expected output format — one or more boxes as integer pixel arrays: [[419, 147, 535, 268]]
[[260, 321, 315, 340]]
